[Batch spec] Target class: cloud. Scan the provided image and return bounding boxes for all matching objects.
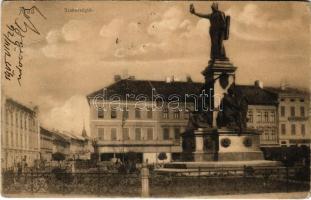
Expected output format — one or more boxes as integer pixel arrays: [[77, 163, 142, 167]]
[[41, 95, 90, 135], [99, 19, 124, 38], [226, 3, 308, 42], [46, 30, 63, 44], [62, 20, 89, 41]]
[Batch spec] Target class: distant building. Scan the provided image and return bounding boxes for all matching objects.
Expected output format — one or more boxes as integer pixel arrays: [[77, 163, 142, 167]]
[[1, 97, 40, 169], [235, 81, 279, 146], [40, 127, 54, 162], [86, 78, 280, 163], [52, 130, 70, 158], [51, 130, 91, 160], [266, 87, 310, 147]]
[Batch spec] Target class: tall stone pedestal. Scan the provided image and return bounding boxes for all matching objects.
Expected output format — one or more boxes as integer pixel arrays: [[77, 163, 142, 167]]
[[194, 128, 264, 162]]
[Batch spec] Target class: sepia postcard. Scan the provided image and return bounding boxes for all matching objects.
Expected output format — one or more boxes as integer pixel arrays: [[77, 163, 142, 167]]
[[1, 0, 310, 198]]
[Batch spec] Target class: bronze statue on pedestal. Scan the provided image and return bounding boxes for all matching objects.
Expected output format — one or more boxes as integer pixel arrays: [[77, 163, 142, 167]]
[[190, 2, 230, 61]]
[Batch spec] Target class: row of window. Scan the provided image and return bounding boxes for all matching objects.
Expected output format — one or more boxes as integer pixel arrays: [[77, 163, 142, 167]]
[[97, 107, 189, 120], [97, 127, 181, 141], [280, 98, 305, 102], [247, 110, 276, 123], [3, 129, 39, 149], [281, 124, 306, 136], [5, 110, 37, 132], [280, 106, 305, 117], [253, 126, 277, 141]]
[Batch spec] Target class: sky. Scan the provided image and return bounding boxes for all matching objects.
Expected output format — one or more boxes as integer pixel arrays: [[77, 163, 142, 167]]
[[2, 1, 310, 135]]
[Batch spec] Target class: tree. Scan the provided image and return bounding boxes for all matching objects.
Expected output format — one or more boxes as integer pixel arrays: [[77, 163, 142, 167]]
[[91, 139, 100, 162]]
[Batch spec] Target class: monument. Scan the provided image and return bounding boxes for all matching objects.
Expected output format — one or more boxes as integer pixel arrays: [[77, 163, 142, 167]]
[[181, 3, 272, 164]]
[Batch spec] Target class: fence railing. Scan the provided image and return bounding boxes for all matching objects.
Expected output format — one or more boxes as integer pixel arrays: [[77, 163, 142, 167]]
[[2, 165, 309, 197]]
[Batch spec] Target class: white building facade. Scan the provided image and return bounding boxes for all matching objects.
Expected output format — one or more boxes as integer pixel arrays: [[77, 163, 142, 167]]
[[2, 98, 40, 169]]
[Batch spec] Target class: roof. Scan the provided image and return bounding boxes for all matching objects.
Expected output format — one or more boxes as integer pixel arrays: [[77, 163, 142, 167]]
[[87, 79, 278, 106], [87, 79, 203, 102], [265, 87, 310, 97], [5, 97, 37, 114], [234, 85, 278, 105]]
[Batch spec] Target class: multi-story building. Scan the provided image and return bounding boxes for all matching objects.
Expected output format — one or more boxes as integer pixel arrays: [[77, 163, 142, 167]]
[[1, 97, 40, 169], [40, 127, 54, 162], [87, 78, 201, 163], [235, 82, 279, 146], [266, 87, 310, 147], [86, 78, 280, 163]]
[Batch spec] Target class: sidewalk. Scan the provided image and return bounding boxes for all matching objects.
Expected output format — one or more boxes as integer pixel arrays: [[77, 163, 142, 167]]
[[192, 192, 310, 199]]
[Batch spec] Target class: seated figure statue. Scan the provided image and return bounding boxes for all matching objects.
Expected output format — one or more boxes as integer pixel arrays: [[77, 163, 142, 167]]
[[216, 84, 248, 132]]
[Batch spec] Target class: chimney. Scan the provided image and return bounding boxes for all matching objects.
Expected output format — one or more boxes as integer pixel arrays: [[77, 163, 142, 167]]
[[280, 82, 289, 91], [165, 76, 172, 83], [114, 75, 122, 82], [254, 80, 263, 89], [186, 75, 193, 82]]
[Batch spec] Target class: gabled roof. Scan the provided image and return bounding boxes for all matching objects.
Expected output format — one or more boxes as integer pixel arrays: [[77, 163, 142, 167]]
[[87, 79, 278, 106]]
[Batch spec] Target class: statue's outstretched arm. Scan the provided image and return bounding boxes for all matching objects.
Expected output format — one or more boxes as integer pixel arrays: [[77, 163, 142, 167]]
[[193, 12, 211, 19]]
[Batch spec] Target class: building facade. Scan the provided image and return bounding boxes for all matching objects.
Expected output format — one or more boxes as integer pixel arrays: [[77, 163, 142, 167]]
[[87, 79, 200, 163], [2, 98, 40, 169], [87, 78, 281, 163], [267, 87, 310, 147], [40, 127, 54, 162], [235, 83, 279, 147]]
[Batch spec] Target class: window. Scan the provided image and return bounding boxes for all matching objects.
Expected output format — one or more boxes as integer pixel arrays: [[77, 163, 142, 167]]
[[20, 113, 23, 128], [264, 112, 269, 122], [270, 112, 275, 123], [147, 128, 153, 140], [247, 110, 253, 123], [122, 128, 129, 140], [111, 128, 117, 140], [271, 128, 276, 140], [184, 109, 190, 119], [135, 128, 141, 140], [290, 107, 295, 117], [280, 98, 285, 102], [98, 128, 105, 140], [291, 124, 296, 135], [5, 110, 8, 124], [147, 107, 153, 119], [135, 108, 141, 119], [173, 110, 180, 119], [10, 112, 13, 126], [300, 99, 305, 102], [162, 108, 169, 119], [301, 124, 306, 136], [300, 107, 305, 117], [122, 108, 129, 119], [256, 111, 262, 123], [15, 112, 18, 127], [97, 109, 104, 119], [111, 107, 117, 119], [290, 99, 295, 102], [281, 124, 286, 135], [163, 128, 170, 140], [174, 128, 180, 140], [24, 117, 27, 130], [281, 106, 285, 117]]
